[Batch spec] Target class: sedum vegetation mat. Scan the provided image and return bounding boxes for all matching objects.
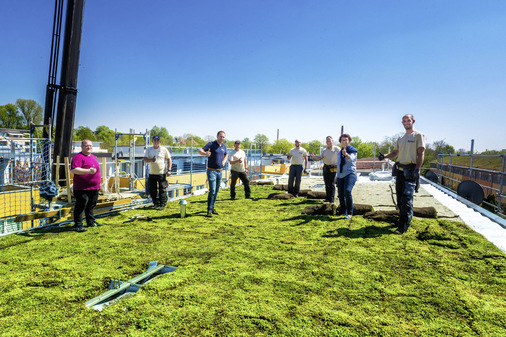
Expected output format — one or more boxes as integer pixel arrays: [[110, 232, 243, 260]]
[[1, 185, 505, 336]]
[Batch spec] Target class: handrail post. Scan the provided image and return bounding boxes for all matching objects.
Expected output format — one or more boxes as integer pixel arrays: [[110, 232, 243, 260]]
[[497, 155, 505, 214]]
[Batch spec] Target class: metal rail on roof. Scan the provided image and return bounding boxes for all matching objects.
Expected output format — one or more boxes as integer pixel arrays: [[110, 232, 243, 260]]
[[420, 176, 506, 229], [85, 261, 176, 311]]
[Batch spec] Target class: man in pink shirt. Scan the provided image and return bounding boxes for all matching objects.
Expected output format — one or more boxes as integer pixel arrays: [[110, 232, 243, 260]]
[[71, 139, 102, 232]]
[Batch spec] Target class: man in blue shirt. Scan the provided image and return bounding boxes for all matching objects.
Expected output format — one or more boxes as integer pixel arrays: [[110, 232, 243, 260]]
[[199, 131, 228, 217]]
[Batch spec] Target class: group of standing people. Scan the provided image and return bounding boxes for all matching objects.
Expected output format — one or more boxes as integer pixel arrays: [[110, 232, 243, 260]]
[[71, 114, 424, 235], [292, 134, 358, 220], [287, 113, 425, 232]]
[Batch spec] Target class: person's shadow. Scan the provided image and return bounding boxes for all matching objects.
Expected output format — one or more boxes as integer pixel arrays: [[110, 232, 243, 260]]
[[322, 224, 393, 239]]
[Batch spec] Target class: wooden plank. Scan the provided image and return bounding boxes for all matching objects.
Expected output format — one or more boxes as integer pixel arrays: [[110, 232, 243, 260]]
[[64, 157, 71, 203], [15, 208, 71, 222], [102, 157, 106, 190], [115, 157, 120, 198], [55, 155, 60, 188]]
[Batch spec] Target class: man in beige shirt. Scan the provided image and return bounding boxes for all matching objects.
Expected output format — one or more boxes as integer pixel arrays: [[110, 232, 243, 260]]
[[379, 114, 425, 234], [311, 136, 340, 203], [287, 139, 308, 196]]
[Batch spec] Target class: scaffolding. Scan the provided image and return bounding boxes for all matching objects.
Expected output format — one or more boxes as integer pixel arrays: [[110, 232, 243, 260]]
[[0, 135, 53, 233]]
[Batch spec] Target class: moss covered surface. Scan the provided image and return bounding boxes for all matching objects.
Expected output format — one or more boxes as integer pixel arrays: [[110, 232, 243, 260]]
[[1, 185, 505, 336]]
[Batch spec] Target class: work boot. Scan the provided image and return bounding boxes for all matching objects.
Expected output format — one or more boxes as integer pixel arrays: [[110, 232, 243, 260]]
[[206, 211, 213, 218], [75, 225, 87, 232]]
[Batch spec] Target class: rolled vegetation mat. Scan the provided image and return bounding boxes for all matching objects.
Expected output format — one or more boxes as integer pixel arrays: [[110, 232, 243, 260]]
[[351, 203, 374, 215], [307, 191, 327, 199], [268, 192, 295, 200], [251, 180, 274, 185], [363, 206, 438, 222], [297, 189, 311, 196], [302, 203, 337, 215]]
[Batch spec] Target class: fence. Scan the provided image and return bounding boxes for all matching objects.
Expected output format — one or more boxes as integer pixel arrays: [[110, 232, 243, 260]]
[[1, 137, 265, 236], [114, 145, 264, 191], [433, 154, 505, 216], [1, 136, 53, 233]]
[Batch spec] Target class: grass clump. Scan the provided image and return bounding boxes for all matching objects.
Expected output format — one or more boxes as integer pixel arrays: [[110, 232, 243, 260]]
[[1, 185, 506, 336]]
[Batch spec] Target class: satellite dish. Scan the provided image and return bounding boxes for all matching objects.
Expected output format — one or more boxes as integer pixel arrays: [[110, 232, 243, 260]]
[[424, 170, 438, 183], [457, 180, 484, 205]]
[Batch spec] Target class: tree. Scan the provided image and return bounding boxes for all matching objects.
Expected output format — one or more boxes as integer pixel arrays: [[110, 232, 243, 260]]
[[431, 140, 455, 155], [254, 134, 270, 152], [16, 99, 42, 127], [350, 136, 374, 159], [183, 133, 206, 147], [150, 126, 173, 145], [241, 137, 251, 150], [270, 139, 292, 154], [376, 133, 403, 154], [73, 126, 96, 141], [423, 140, 455, 166], [0, 103, 22, 128], [95, 125, 115, 149], [304, 140, 323, 155]]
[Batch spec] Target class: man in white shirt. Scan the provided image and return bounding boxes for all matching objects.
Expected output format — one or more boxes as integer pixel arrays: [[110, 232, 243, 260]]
[[143, 135, 172, 210], [228, 140, 251, 200], [287, 139, 308, 197]]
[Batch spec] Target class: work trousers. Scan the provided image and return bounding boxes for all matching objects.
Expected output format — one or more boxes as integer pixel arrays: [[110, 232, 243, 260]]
[[288, 165, 303, 196], [323, 165, 337, 202], [74, 189, 99, 227], [148, 174, 168, 207], [230, 170, 251, 199], [395, 171, 417, 233]]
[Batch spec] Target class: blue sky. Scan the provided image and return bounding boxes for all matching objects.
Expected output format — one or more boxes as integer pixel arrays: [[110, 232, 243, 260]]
[[2, 0, 505, 151]]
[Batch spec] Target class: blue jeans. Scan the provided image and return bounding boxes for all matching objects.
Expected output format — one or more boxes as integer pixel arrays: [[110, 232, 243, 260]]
[[207, 169, 222, 211], [396, 172, 417, 233], [336, 173, 357, 215], [288, 165, 303, 196]]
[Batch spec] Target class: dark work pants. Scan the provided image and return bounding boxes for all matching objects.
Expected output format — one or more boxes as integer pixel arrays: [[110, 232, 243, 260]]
[[74, 189, 99, 227], [323, 165, 337, 202], [148, 174, 168, 206], [288, 165, 303, 196], [230, 170, 251, 198], [395, 171, 417, 233]]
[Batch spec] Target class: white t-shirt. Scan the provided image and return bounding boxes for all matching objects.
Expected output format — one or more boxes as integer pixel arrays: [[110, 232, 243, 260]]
[[229, 149, 247, 172], [145, 146, 171, 175], [289, 147, 308, 165]]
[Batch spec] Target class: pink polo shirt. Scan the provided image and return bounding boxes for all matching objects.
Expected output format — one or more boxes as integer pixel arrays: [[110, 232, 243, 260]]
[[71, 152, 102, 190]]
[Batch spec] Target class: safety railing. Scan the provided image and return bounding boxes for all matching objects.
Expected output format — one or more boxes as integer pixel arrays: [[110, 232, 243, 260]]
[[1, 136, 53, 233], [434, 154, 505, 217]]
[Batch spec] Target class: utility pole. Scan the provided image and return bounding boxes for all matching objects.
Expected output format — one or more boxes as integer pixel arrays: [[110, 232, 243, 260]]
[[51, 0, 86, 185]]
